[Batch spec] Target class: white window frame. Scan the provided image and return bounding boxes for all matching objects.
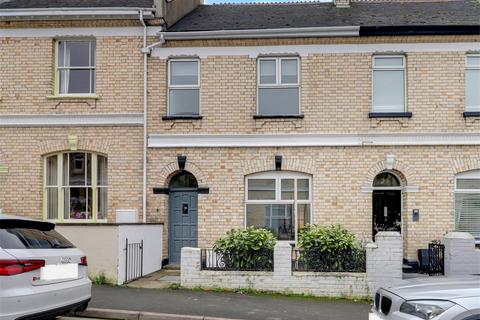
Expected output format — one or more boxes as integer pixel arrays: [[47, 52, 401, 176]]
[[43, 151, 107, 223], [372, 55, 407, 113], [245, 171, 312, 243], [167, 58, 201, 116], [465, 54, 480, 112], [257, 57, 301, 115], [454, 169, 480, 243], [55, 39, 96, 96]]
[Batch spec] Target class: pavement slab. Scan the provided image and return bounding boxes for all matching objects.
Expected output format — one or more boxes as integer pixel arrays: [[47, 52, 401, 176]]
[[89, 285, 371, 320]]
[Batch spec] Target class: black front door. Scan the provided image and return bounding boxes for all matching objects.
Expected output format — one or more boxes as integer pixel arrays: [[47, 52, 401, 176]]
[[372, 190, 401, 239]]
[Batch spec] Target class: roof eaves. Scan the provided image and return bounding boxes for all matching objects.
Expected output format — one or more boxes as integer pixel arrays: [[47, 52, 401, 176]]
[[162, 26, 360, 40], [0, 7, 156, 21]]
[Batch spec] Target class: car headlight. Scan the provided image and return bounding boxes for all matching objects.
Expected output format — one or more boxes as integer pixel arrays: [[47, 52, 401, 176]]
[[399, 300, 455, 319]]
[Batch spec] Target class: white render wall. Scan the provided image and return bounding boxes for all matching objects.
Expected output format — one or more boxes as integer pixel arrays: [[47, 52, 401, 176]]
[[118, 224, 163, 285], [56, 224, 163, 285], [181, 232, 403, 298]]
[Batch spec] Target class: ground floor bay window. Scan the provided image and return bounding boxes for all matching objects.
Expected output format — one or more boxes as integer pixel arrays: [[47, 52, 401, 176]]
[[246, 171, 311, 241], [455, 169, 480, 243], [44, 152, 107, 222]]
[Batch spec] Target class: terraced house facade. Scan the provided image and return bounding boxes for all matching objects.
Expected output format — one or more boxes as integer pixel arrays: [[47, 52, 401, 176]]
[[1, 0, 480, 270]]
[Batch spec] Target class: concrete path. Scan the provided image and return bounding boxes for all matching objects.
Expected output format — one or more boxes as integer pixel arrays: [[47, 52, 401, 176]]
[[126, 269, 180, 289], [89, 285, 371, 320]]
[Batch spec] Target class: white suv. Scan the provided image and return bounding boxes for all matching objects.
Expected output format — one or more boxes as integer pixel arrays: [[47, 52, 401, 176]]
[[0, 214, 91, 320]]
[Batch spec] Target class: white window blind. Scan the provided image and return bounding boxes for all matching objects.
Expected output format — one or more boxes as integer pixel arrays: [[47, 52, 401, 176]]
[[455, 170, 480, 240], [465, 55, 480, 112], [372, 56, 406, 113]]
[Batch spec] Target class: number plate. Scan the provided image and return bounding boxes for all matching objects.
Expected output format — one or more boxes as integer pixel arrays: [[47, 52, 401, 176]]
[[40, 263, 78, 281]]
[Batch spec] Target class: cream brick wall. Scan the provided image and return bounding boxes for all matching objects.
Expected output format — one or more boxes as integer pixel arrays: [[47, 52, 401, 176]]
[[0, 33, 159, 115], [0, 21, 148, 223], [147, 145, 480, 259], [0, 127, 144, 221], [148, 35, 480, 135]]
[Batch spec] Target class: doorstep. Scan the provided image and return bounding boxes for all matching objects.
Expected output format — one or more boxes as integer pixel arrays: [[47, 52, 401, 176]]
[[125, 269, 180, 289]]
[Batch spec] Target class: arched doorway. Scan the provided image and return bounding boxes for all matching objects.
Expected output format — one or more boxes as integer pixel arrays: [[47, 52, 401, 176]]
[[168, 171, 198, 264], [372, 171, 402, 240]]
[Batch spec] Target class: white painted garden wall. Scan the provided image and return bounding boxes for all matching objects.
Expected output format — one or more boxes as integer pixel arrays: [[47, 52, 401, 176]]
[[181, 231, 403, 298], [56, 223, 163, 285], [117, 224, 164, 285], [444, 232, 480, 276]]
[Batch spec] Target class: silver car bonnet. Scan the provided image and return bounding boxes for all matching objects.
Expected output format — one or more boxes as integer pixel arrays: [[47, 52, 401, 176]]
[[385, 277, 480, 301]]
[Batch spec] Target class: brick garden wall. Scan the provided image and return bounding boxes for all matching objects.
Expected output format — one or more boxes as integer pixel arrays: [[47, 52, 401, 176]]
[[181, 232, 403, 298]]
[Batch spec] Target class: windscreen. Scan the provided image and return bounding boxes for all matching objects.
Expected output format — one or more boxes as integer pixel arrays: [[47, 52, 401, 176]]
[[0, 228, 75, 249]]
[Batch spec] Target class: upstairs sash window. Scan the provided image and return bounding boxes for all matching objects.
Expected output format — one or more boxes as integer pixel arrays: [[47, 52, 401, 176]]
[[372, 56, 406, 113], [57, 40, 96, 95], [258, 57, 300, 115], [465, 55, 480, 112], [168, 59, 200, 116]]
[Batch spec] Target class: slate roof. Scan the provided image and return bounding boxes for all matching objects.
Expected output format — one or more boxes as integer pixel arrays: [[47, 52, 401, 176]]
[[168, 0, 480, 32], [0, 0, 154, 9]]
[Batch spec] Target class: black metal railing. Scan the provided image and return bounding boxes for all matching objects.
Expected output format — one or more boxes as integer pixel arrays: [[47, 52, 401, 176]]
[[201, 248, 274, 271], [292, 248, 366, 272], [125, 238, 143, 283], [428, 241, 445, 276]]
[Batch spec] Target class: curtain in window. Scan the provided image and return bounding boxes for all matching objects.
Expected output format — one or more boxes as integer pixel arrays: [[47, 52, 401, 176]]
[[62, 43, 71, 93]]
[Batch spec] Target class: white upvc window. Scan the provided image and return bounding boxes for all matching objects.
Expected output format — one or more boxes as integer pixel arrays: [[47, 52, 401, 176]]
[[44, 152, 108, 222], [168, 59, 200, 116], [465, 54, 480, 112], [245, 171, 312, 242], [56, 40, 96, 95], [257, 57, 300, 115], [372, 56, 406, 113], [455, 169, 480, 242]]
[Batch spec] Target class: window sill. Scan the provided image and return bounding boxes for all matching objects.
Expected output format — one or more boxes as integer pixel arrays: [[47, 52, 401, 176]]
[[162, 115, 203, 121], [369, 112, 412, 118], [48, 219, 108, 224], [46, 94, 99, 100], [254, 114, 304, 119], [463, 112, 480, 117]]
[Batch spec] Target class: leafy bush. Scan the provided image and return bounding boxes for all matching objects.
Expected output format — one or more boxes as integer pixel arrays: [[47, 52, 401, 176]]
[[298, 224, 360, 252], [213, 227, 276, 270], [297, 225, 365, 272]]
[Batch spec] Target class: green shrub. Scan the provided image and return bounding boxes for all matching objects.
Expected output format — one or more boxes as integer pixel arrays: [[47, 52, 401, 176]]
[[297, 225, 365, 272], [90, 273, 115, 285], [214, 227, 276, 270], [298, 224, 360, 252]]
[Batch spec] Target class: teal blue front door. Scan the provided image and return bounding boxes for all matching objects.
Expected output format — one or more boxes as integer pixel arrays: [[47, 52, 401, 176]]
[[168, 191, 198, 264]]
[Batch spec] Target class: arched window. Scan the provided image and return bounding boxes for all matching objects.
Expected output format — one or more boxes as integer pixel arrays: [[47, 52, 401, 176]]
[[169, 171, 198, 189], [455, 170, 480, 241], [373, 172, 400, 187], [44, 152, 107, 221], [245, 171, 312, 241]]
